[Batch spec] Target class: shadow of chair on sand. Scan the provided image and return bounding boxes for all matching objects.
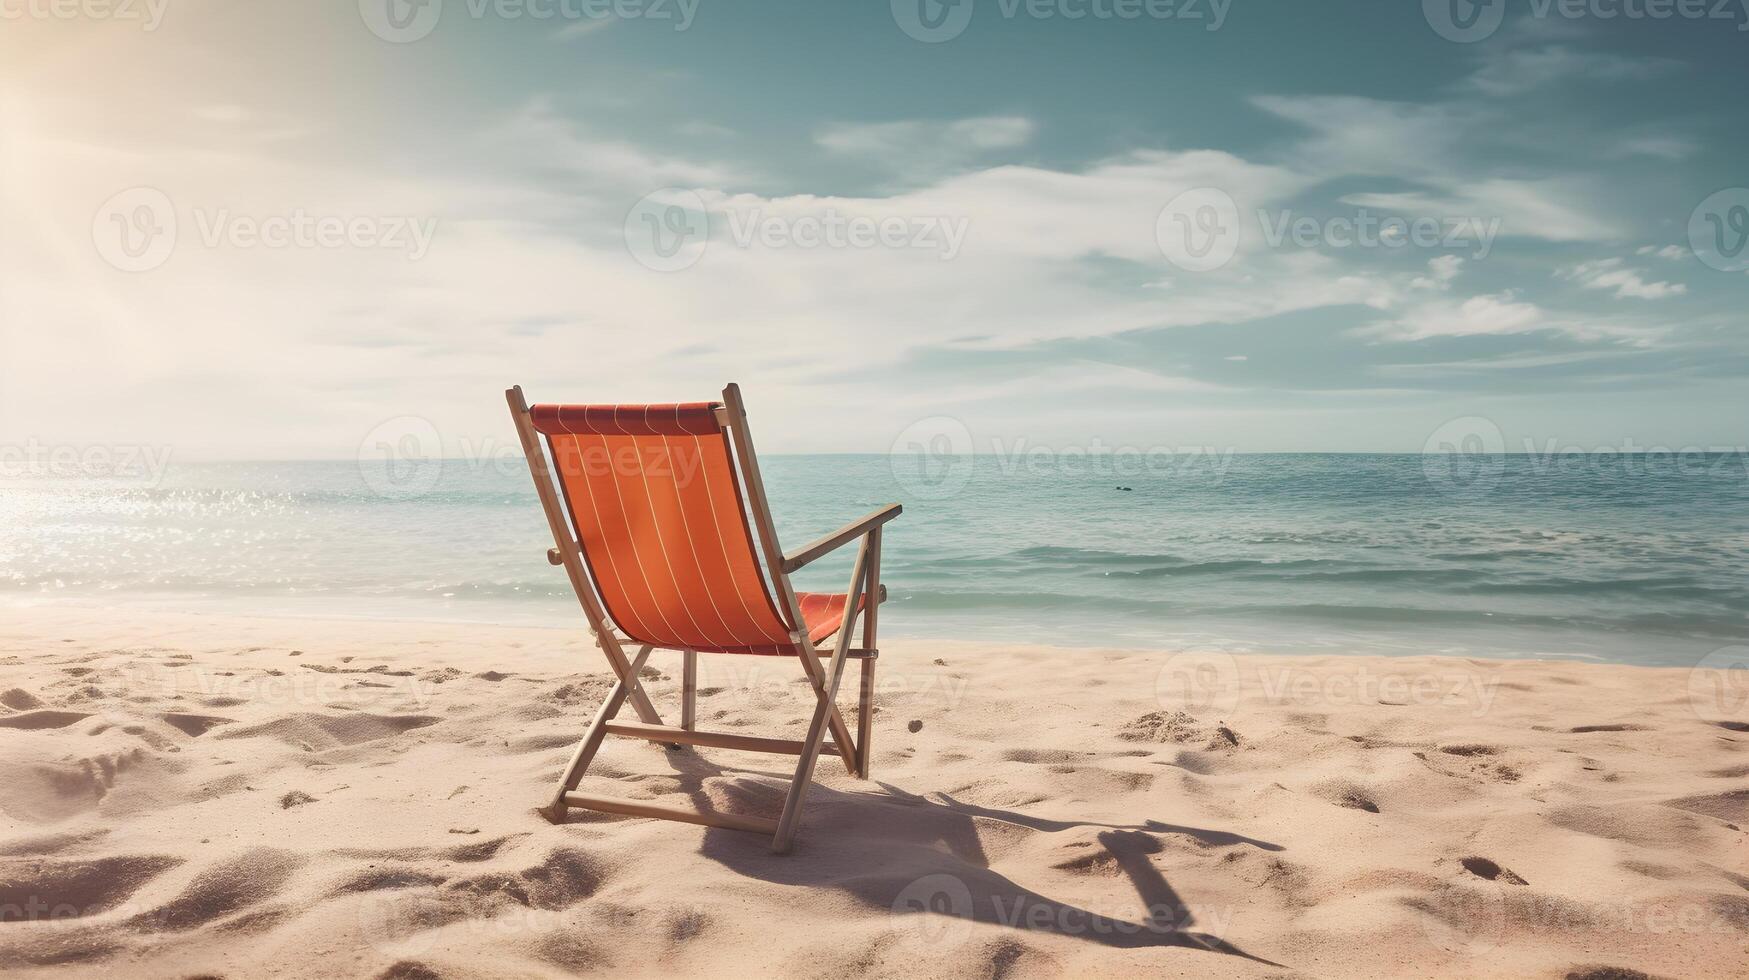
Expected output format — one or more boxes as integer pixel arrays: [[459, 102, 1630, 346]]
[[559, 746, 1284, 965]]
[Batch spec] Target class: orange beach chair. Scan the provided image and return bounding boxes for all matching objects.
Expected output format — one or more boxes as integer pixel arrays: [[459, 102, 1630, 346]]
[[505, 384, 901, 852]]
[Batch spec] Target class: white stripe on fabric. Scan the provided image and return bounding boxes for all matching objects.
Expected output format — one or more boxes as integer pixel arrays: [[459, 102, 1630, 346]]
[[553, 411, 657, 642], [657, 413, 742, 646], [627, 404, 710, 648], [601, 405, 686, 646]]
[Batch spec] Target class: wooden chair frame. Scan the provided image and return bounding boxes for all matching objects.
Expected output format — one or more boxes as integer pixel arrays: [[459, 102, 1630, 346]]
[[506, 383, 901, 853]]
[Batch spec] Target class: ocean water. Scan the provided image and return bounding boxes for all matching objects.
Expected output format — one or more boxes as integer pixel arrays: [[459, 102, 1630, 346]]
[[3, 453, 1746, 667]]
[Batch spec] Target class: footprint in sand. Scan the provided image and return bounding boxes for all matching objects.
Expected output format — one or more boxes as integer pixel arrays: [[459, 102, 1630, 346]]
[[214, 713, 439, 751], [335, 834, 522, 866], [0, 710, 94, 730], [0, 854, 183, 919], [334, 867, 450, 893], [1, 688, 47, 711], [1313, 780, 1380, 813], [1459, 856, 1529, 885], [1439, 743, 1500, 756], [1569, 724, 1650, 733], [158, 713, 235, 737], [1001, 748, 1087, 765], [1562, 967, 1658, 980], [442, 848, 612, 911], [376, 962, 445, 980], [1662, 789, 1749, 824], [130, 848, 304, 932]]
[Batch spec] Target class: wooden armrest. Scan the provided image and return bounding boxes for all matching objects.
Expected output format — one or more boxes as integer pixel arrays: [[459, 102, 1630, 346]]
[[781, 504, 901, 573]]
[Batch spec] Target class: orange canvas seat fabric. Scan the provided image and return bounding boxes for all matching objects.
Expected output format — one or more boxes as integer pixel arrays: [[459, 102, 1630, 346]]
[[529, 402, 858, 655]]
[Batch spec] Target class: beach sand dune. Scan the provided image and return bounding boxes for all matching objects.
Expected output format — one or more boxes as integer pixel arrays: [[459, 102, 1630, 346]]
[[0, 608, 1743, 978]]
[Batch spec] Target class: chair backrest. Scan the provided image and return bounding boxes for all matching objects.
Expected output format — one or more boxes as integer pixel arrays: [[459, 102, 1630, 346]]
[[528, 401, 798, 652]]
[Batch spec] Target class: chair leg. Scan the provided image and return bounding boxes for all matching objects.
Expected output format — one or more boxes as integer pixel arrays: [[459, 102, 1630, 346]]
[[681, 649, 697, 732], [771, 651, 852, 853], [771, 540, 868, 852], [856, 657, 876, 780], [540, 645, 653, 823], [856, 526, 882, 780]]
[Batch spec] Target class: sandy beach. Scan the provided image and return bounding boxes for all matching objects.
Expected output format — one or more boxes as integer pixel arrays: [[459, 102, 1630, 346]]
[[0, 606, 1742, 978]]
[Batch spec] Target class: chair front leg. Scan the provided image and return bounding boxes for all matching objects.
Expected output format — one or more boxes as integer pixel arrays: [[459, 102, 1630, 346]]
[[681, 649, 697, 731], [855, 526, 882, 779], [772, 537, 870, 852], [542, 644, 653, 822]]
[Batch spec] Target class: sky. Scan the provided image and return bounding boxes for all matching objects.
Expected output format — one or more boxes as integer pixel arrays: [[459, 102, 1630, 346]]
[[1, 0, 1746, 459]]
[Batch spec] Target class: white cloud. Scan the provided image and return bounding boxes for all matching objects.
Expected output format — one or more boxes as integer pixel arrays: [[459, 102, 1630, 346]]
[[815, 116, 1037, 179], [553, 18, 616, 40], [818, 116, 1035, 155], [1612, 136, 1698, 162], [1461, 45, 1677, 98], [1411, 255, 1465, 290], [484, 97, 745, 190], [1362, 292, 1548, 342], [0, 36, 1700, 458], [1254, 95, 1619, 242], [1635, 244, 1687, 261], [1559, 258, 1688, 300]]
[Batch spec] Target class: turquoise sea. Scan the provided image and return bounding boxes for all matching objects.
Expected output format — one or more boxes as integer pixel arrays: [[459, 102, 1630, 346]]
[[3, 453, 1746, 667]]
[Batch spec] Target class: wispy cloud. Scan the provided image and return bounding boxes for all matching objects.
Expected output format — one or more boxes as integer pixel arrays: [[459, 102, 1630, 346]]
[[553, 17, 616, 41], [1636, 245, 1688, 261], [1460, 44, 1678, 97], [815, 116, 1037, 181], [1253, 95, 1620, 242], [1362, 292, 1548, 342], [1411, 255, 1465, 291], [1559, 257, 1688, 300]]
